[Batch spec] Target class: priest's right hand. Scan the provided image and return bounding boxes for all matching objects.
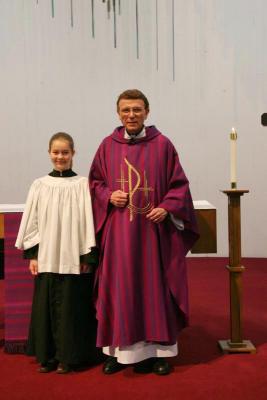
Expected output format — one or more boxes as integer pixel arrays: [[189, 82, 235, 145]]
[[29, 259, 38, 275], [110, 190, 128, 207]]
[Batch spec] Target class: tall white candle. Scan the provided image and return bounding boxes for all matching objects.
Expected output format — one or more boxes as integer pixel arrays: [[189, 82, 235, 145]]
[[230, 127, 237, 189]]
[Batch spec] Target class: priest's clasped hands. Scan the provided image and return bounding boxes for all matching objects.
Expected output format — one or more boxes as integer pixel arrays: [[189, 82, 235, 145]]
[[110, 190, 167, 223]]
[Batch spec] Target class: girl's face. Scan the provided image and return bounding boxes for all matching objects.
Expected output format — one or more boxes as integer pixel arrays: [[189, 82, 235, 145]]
[[49, 139, 74, 172]]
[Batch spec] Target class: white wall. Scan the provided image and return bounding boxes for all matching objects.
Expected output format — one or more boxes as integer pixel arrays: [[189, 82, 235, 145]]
[[0, 0, 266, 257]]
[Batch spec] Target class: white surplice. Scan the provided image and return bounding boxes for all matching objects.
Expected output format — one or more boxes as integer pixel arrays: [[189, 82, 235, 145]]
[[15, 175, 96, 274], [103, 341, 178, 364]]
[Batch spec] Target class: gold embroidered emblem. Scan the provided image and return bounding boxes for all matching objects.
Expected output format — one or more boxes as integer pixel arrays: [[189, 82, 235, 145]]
[[117, 157, 154, 221]]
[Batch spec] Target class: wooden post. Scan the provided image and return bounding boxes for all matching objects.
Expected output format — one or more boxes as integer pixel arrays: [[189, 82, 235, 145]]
[[218, 190, 256, 353]]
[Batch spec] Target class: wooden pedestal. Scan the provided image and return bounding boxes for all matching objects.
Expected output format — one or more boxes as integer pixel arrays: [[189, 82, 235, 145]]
[[218, 190, 256, 354]]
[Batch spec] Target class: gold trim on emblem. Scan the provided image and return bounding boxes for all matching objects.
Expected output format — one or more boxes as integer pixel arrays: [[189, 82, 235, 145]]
[[116, 157, 154, 221]]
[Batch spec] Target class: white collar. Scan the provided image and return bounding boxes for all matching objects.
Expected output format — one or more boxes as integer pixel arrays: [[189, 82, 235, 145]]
[[124, 126, 146, 139]]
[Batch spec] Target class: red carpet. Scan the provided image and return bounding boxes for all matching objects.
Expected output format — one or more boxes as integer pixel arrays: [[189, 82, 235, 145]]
[[0, 258, 267, 400]]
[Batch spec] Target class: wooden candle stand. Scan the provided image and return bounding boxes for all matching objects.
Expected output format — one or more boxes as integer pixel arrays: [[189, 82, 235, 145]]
[[218, 189, 256, 354]]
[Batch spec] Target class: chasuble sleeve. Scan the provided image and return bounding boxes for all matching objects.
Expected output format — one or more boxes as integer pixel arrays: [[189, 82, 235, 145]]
[[157, 142, 199, 246], [89, 145, 112, 234], [15, 180, 41, 250]]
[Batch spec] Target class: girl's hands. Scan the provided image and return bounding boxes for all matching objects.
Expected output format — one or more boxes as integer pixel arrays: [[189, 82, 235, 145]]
[[29, 259, 38, 275], [80, 264, 93, 274]]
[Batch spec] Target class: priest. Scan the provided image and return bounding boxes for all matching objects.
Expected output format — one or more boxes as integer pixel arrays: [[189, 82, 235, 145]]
[[89, 89, 199, 375]]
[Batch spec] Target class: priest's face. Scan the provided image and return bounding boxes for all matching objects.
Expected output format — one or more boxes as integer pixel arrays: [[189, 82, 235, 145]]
[[49, 139, 74, 171], [117, 98, 149, 135]]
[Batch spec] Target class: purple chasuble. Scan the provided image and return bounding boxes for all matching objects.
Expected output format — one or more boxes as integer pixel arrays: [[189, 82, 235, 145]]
[[89, 126, 199, 347]]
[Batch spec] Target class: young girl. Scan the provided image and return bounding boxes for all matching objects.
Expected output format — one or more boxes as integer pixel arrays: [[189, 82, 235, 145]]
[[16, 132, 98, 373]]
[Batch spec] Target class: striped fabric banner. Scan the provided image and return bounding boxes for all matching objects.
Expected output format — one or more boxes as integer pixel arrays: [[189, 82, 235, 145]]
[[0, 214, 4, 279], [4, 213, 33, 353]]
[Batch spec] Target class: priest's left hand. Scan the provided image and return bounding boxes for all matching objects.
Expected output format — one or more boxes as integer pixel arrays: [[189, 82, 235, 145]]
[[146, 208, 168, 223]]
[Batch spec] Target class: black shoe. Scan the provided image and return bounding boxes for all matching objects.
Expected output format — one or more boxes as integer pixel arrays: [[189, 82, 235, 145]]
[[133, 358, 155, 374], [152, 358, 171, 375], [102, 356, 125, 375], [56, 363, 72, 374], [38, 359, 58, 373]]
